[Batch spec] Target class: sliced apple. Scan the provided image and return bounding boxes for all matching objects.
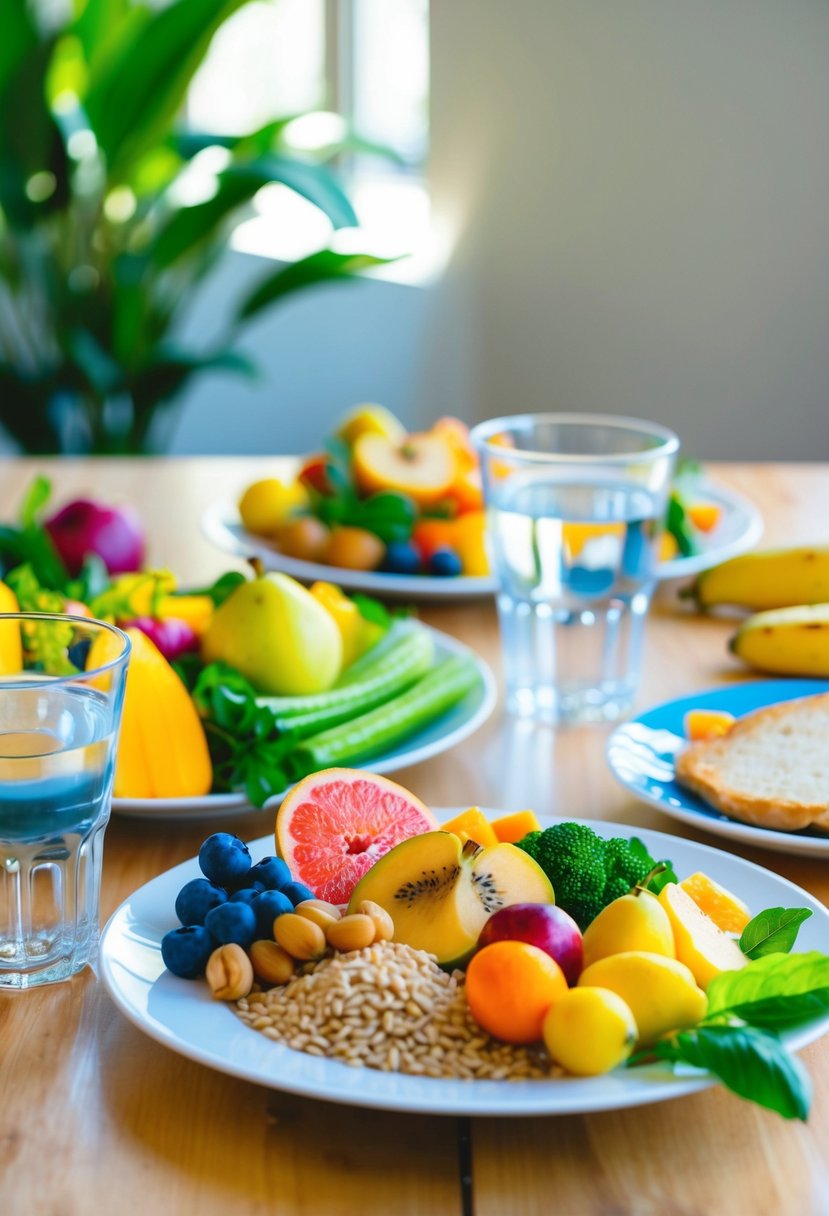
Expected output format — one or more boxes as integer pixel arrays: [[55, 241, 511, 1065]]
[[352, 432, 457, 507], [347, 831, 554, 967]]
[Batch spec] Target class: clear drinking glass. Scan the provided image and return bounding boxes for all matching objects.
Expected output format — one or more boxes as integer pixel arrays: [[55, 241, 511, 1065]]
[[0, 614, 130, 989], [471, 413, 679, 725]]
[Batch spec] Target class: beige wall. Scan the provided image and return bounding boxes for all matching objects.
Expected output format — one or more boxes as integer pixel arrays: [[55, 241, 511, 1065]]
[[427, 1, 829, 459]]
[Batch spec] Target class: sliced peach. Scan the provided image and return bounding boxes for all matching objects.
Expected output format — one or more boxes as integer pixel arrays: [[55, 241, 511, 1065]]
[[453, 511, 490, 576], [352, 432, 457, 507], [658, 883, 747, 991]]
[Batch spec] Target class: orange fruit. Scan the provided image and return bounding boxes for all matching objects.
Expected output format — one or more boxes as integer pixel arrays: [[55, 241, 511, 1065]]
[[465, 940, 568, 1043], [683, 709, 735, 742], [432, 416, 477, 470], [440, 807, 499, 848], [688, 502, 722, 533], [447, 465, 484, 514], [352, 432, 457, 507], [453, 511, 489, 576], [275, 768, 439, 905], [678, 871, 751, 934], [325, 526, 385, 571], [412, 518, 458, 563]]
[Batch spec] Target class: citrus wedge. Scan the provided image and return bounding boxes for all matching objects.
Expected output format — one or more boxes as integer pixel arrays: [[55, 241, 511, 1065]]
[[678, 871, 751, 933]]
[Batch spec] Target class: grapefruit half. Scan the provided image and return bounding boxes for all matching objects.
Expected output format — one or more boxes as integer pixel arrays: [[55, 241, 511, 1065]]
[[275, 768, 439, 905]]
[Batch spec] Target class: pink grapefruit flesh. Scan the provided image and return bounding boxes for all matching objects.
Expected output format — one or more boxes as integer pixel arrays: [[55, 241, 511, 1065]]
[[275, 768, 438, 905]]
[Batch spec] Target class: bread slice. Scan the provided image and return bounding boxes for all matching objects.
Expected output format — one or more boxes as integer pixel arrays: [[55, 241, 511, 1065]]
[[674, 692, 829, 832]]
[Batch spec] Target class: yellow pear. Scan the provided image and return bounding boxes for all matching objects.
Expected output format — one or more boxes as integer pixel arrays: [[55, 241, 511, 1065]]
[[578, 951, 707, 1046], [658, 883, 747, 991], [581, 887, 676, 968], [202, 571, 342, 696]]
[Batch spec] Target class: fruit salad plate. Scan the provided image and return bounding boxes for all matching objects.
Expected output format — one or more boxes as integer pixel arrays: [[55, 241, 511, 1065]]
[[201, 500, 498, 601], [202, 479, 761, 597], [99, 814, 829, 1117], [606, 680, 829, 859], [111, 627, 496, 821]]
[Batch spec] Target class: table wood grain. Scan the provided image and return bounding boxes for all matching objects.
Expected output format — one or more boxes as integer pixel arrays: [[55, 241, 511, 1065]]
[[0, 458, 827, 1216]]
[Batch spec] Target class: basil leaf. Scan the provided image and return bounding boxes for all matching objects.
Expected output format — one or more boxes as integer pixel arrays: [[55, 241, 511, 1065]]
[[707, 952, 829, 1028], [352, 593, 391, 630], [740, 908, 813, 959], [652, 1025, 811, 1120]]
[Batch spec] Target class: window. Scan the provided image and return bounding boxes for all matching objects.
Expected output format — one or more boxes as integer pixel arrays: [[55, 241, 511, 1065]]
[[188, 0, 431, 264]]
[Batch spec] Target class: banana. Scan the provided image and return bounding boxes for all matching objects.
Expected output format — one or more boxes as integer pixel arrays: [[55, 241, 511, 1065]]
[[730, 603, 829, 676], [689, 547, 829, 611]]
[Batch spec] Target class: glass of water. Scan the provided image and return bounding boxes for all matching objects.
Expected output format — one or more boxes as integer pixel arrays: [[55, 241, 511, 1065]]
[[471, 413, 679, 725], [0, 613, 130, 989]]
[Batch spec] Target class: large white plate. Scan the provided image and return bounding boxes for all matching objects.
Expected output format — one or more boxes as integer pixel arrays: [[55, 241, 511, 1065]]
[[606, 680, 829, 859], [202, 478, 762, 595], [99, 814, 829, 1117], [112, 627, 496, 822]]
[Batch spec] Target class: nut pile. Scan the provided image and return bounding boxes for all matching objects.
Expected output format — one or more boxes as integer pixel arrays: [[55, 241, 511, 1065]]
[[235, 940, 555, 1081]]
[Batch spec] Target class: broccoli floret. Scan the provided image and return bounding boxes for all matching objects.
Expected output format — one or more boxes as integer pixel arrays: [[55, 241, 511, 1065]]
[[517, 823, 671, 931], [518, 823, 607, 930]]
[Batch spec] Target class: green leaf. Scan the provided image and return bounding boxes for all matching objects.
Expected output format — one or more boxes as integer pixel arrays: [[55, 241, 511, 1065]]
[[185, 570, 246, 607], [352, 594, 391, 630], [0, 0, 38, 97], [665, 491, 698, 557], [740, 908, 814, 960], [650, 1025, 811, 1121], [237, 250, 394, 323], [19, 475, 52, 528], [152, 155, 357, 270], [83, 0, 251, 180], [706, 951, 829, 1029]]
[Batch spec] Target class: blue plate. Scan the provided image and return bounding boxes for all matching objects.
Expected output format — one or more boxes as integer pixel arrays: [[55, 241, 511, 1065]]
[[606, 679, 829, 858]]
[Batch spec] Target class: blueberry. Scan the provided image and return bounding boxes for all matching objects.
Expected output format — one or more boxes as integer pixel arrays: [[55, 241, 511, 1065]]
[[244, 856, 292, 892], [229, 887, 260, 907], [174, 878, 228, 926], [198, 833, 251, 888], [204, 900, 257, 948], [161, 925, 215, 979], [252, 889, 294, 939], [381, 541, 422, 576], [281, 881, 317, 907], [428, 547, 463, 577]]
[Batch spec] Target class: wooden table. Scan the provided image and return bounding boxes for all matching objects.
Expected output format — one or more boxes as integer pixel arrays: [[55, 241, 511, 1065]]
[[1, 459, 827, 1216]]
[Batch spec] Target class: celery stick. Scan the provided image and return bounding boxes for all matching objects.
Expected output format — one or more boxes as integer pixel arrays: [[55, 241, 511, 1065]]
[[257, 621, 433, 722], [284, 655, 481, 780]]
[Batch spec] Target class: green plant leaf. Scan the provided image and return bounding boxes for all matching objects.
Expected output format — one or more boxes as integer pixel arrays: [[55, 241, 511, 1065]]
[[706, 951, 829, 1029], [151, 155, 357, 270], [649, 1025, 811, 1121], [19, 474, 52, 528], [237, 250, 394, 322], [83, 0, 251, 180], [740, 908, 814, 960], [0, 0, 38, 96]]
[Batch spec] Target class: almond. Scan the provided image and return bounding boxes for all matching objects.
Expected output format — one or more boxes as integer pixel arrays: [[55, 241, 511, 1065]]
[[325, 913, 376, 953], [205, 943, 254, 1001], [249, 940, 296, 986], [274, 912, 327, 961], [356, 899, 394, 942], [295, 901, 339, 931]]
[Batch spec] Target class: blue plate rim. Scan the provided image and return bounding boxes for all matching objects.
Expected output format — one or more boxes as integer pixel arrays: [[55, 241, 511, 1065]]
[[606, 679, 829, 855]]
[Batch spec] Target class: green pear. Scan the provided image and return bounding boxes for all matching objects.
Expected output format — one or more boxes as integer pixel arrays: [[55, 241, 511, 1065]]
[[202, 572, 342, 695]]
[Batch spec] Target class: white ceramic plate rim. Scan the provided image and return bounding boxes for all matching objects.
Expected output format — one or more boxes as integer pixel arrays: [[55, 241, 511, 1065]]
[[111, 627, 497, 821], [202, 477, 762, 593], [606, 683, 829, 859], [99, 813, 829, 1117]]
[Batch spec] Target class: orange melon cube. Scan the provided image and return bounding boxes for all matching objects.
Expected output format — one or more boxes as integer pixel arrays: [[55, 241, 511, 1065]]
[[441, 807, 499, 848], [684, 709, 736, 742], [688, 502, 722, 533], [490, 810, 541, 844]]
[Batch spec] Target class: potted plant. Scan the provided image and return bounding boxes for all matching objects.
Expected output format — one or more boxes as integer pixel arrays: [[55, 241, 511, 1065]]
[[0, 0, 388, 455]]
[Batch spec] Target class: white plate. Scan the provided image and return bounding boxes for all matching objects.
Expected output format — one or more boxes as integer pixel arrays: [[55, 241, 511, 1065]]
[[606, 680, 829, 859], [201, 500, 498, 601], [112, 627, 496, 822], [99, 813, 829, 1117], [202, 479, 762, 595], [658, 479, 763, 580]]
